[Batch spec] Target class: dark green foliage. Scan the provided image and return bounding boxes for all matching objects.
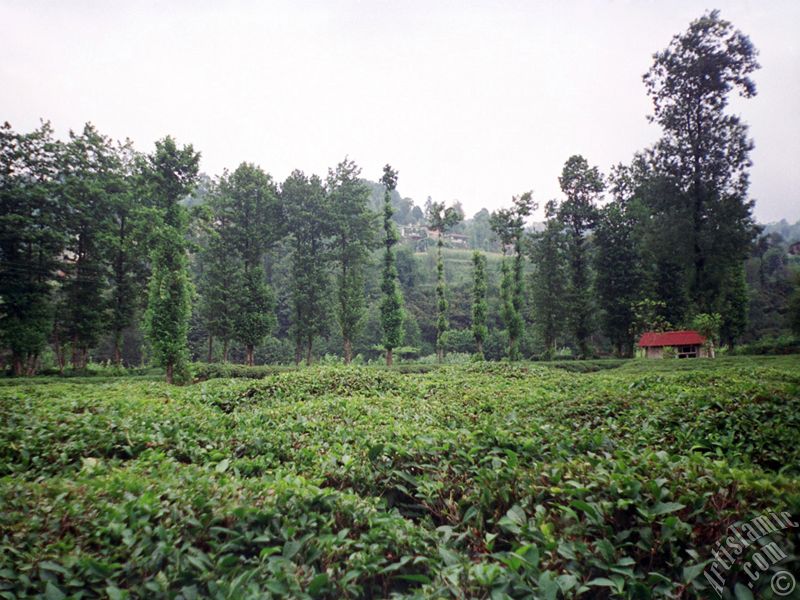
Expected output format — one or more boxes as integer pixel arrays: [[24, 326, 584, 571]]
[[471, 252, 488, 358], [791, 274, 800, 336], [197, 233, 237, 361], [644, 9, 759, 315], [557, 155, 603, 358], [490, 193, 535, 360], [529, 201, 567, 355], [379, 164, 404, 365], [719, 262, 748, 347], [142, 137, 200, 384], [233, 267, 277, 365], [0, 122, 64, 375], [427, 201, 464, 362], [107, 144, 148, 366], [59, 124, 127, 369], [328, 158, 377, 364], [205, 163, 281, 365], [593, 196, 645, 357], [283, 170, 331, 365]]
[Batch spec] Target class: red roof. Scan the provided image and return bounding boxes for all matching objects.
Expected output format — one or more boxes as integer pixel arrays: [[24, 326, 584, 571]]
[[638, 330, 706, 348]]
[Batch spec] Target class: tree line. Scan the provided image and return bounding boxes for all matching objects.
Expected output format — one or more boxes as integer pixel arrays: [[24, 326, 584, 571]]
[[2, 11, 799, 379]]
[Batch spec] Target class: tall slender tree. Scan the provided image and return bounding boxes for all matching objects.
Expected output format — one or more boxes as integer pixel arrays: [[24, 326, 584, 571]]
[[142, 136, 199, 384], [379, 164, 404, 366], [426, 200, 463, 362], [108, 142, 148, 366], [214, 163, 281, 365], [283, 170, 331, 365], [60, 124, 123, 368], [594, 200, 644, 357], [490, 192, 535, 360], [471, 251, 488, 358], [328, 158, 376, 364], [529, 201, 567, 356], [644, 10, 759, 313], [557, 155, 603, 358]]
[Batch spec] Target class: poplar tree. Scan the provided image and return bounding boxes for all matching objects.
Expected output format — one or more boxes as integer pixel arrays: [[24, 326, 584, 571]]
[[426, 200, 463, 362], [379, 164, 404, 366], [328, 158, 376, 364], [471, 251, 488, 358], [143, 136, 199, 384], [490, 192, 535, 360]]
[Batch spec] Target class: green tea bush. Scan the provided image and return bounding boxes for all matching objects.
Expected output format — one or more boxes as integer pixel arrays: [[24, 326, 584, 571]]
[[1, 357, 798, 598]]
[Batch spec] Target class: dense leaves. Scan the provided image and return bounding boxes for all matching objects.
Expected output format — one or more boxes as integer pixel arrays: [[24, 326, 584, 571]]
[[2, 357, 798, 598]]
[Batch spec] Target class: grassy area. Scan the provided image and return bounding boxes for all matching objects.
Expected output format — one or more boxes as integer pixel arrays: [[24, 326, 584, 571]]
[[1, 357, 798, 598]]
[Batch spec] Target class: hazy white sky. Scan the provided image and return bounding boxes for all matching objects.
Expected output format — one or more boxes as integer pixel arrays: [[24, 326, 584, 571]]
[[2, 0, 798, 222]]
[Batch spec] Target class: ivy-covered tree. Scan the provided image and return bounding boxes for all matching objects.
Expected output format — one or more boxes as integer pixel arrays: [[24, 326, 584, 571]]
[[426, 200, 463, 362], [644, 10, 759, 312], [557, 155, 603, 358], [529, 201, 567, 357], [0, 122, 64, 375], [490, 192, 535, 360], [328, 158, 376, 363], [283, 170, 331, 365], [142, 136, 199, 384], [379, 164, 404, 366], [471, 251, 488, 358]]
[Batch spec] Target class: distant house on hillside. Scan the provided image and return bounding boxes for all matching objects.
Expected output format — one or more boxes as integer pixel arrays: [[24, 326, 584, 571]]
[[789, 241, 800, 256], [638, 330, 708, 359]]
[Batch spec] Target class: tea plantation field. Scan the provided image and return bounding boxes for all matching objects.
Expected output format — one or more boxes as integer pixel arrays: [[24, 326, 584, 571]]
[[1, 357, 799, 599]]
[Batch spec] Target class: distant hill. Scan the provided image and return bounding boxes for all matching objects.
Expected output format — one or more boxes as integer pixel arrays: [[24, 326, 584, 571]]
[[762, 219, 800, 243]]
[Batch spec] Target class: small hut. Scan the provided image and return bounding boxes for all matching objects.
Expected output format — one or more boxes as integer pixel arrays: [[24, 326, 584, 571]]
[[638, 330, 708, 359]]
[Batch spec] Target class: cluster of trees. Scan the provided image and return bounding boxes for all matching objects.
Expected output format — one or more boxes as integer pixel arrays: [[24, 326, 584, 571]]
[[0, 124, 201, 380], [2, 11, 799, 379]]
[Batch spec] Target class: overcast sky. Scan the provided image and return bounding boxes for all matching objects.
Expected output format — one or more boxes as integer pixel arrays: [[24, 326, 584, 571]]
[[2, 0, 798, 223]]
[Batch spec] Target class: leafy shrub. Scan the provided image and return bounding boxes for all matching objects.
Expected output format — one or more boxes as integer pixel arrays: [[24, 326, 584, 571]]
[[1, 358, 799, 598]]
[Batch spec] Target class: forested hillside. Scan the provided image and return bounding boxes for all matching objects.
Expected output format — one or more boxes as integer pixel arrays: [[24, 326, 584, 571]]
[[2, 11, 799, 379]]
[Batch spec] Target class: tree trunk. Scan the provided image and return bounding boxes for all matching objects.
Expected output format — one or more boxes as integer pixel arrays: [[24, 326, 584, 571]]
[[207, 335, 213, 363], [113, 332, 122, 367], [343, 338, 353, 364], [13, 356, 23, 377], [165, 361, 174, 384], [222, 339, 229, 363], [386, 348, 393, 367], [294, 340, 302, 366], [436, 347, 443, 363], [71, 335, 80, 370], [26, 354, 38, 376], [246, 344, 254, 366], [305, 338, 313, 366], [476, 340, 483, 357]]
